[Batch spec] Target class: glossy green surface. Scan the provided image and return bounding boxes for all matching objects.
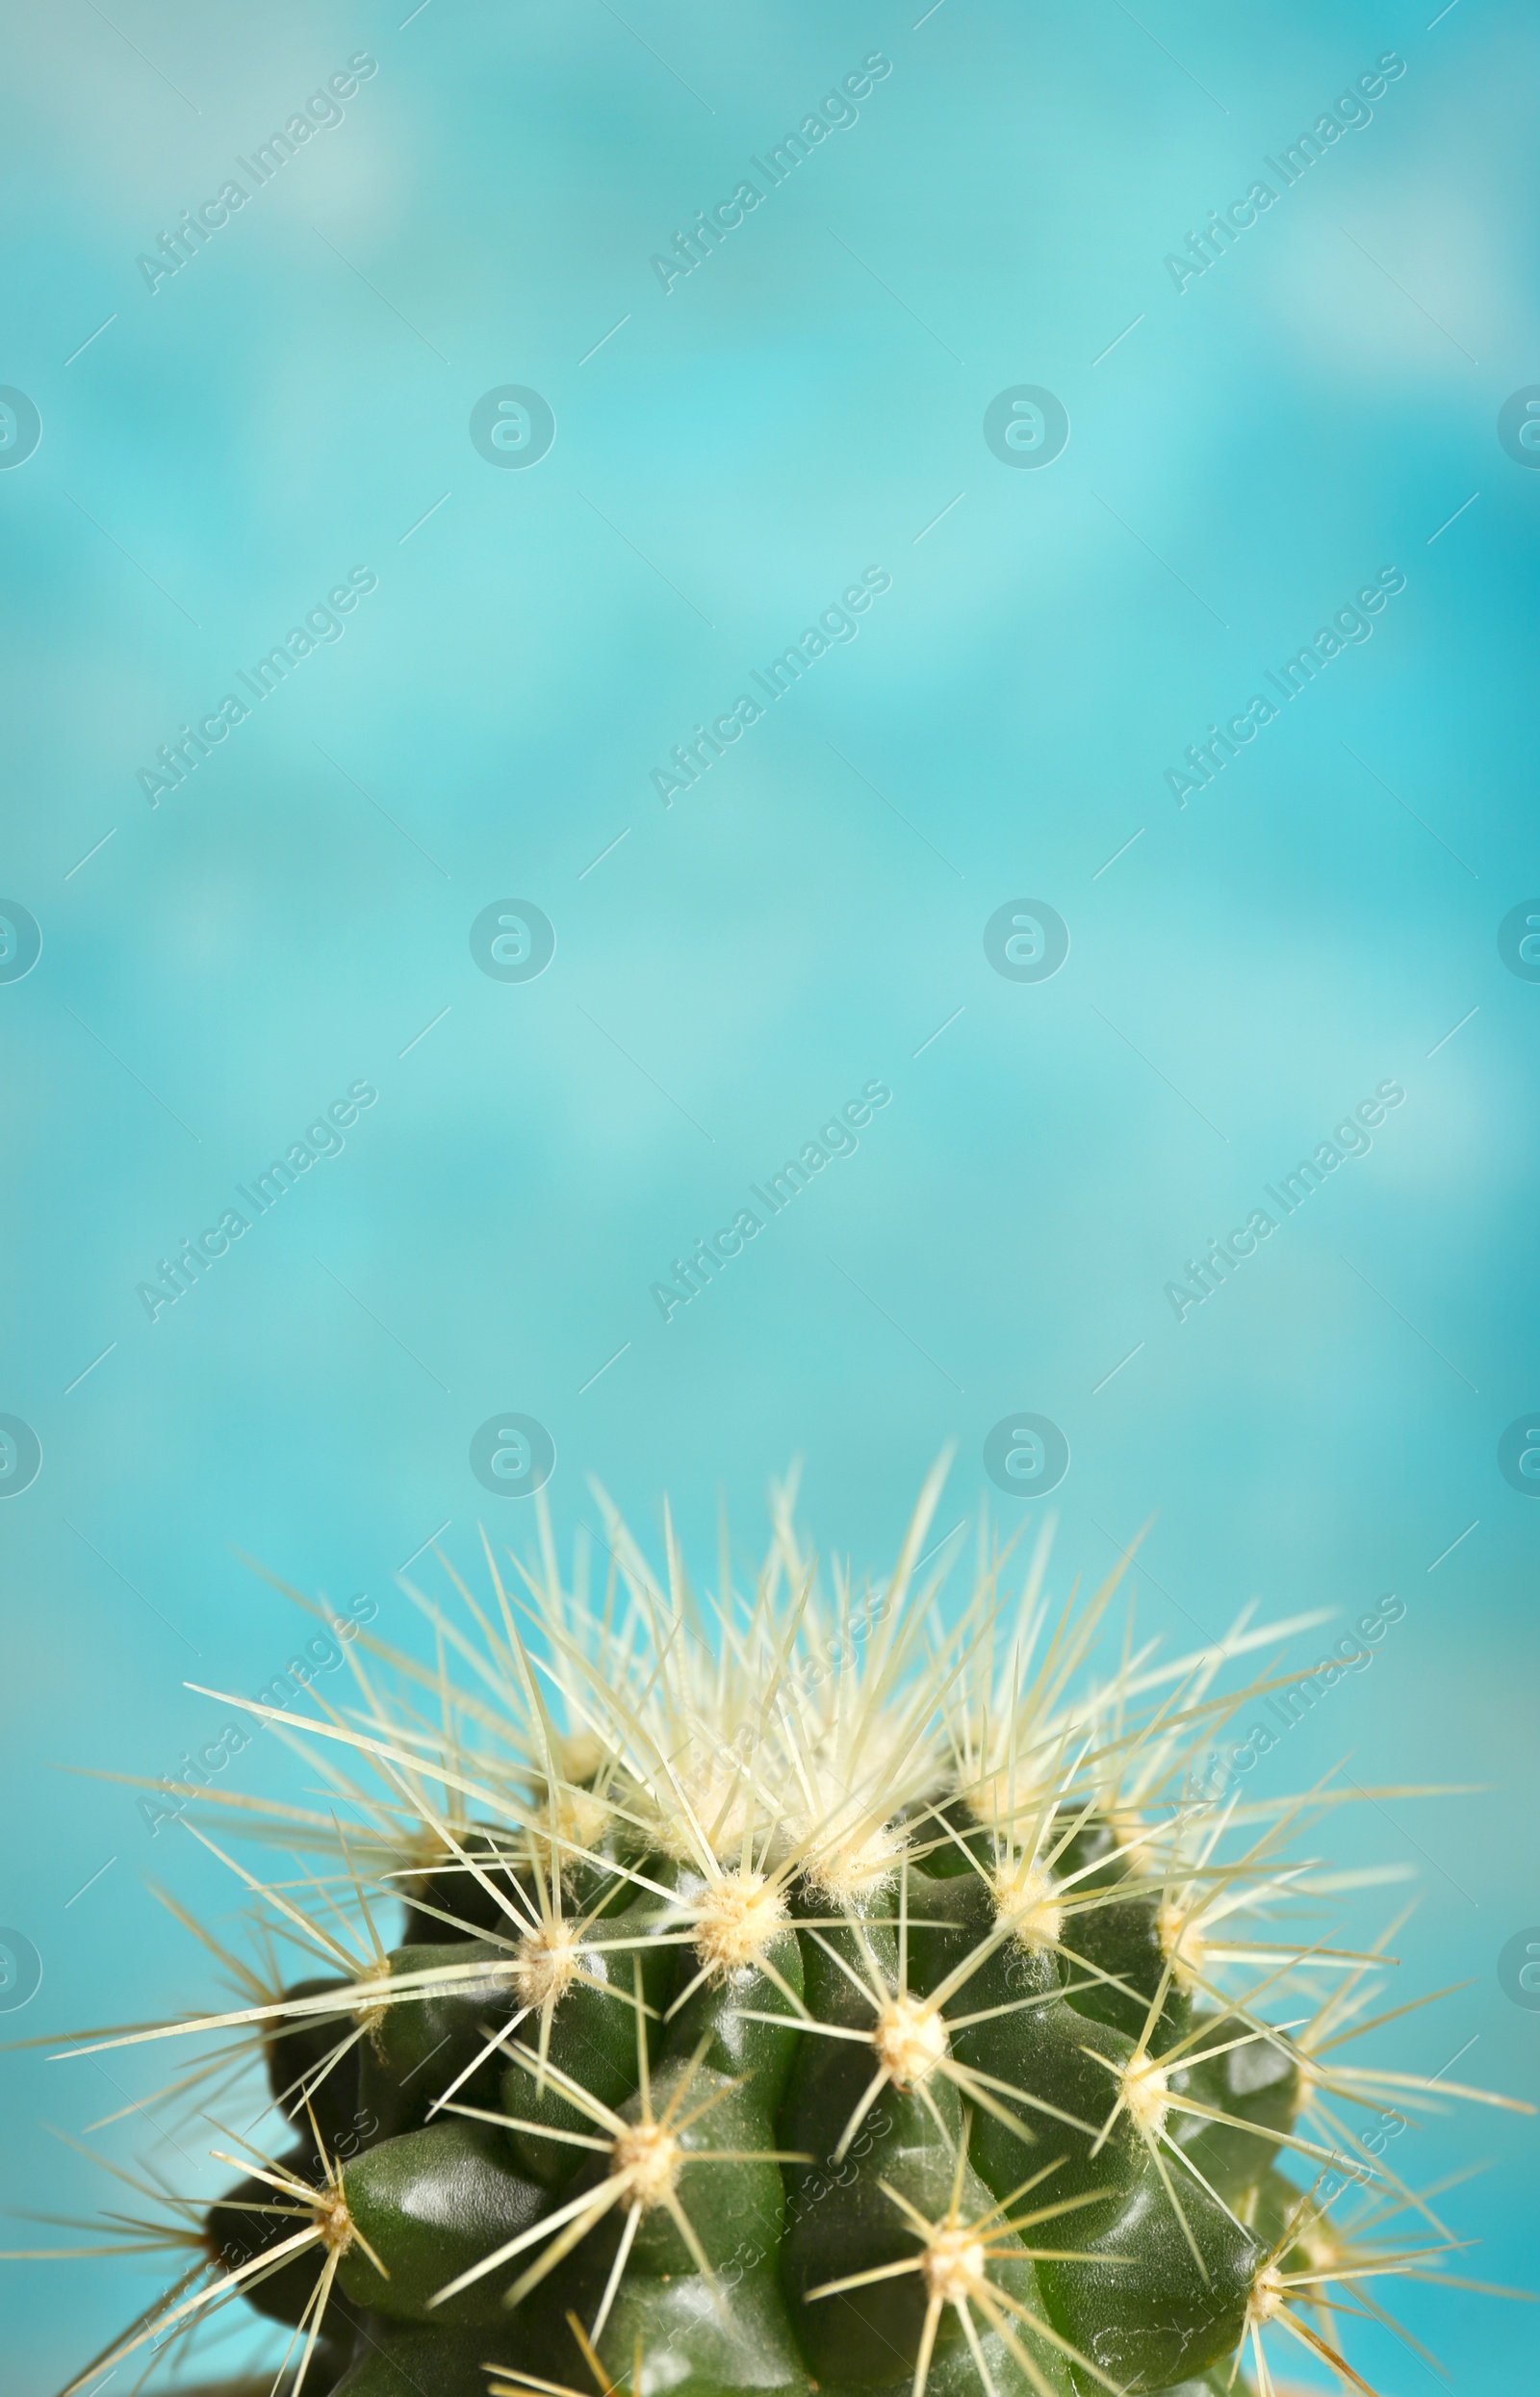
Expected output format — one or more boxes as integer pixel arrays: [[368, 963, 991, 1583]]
[[203, 1813, 1302, 2396]]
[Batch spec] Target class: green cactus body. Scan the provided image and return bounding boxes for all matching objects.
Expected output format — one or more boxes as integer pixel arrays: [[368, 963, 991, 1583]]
[[27, 1483, 1527, 2397]]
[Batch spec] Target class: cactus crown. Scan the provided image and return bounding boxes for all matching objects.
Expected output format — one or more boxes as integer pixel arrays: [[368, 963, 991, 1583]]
[[20, 1469, 1528, 2397]]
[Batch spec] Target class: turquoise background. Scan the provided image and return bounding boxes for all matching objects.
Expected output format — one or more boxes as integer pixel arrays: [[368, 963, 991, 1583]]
[[1, 0, 1537, 2385]]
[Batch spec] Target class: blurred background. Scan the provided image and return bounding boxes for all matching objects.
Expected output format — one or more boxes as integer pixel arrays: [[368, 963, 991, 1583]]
[[0, 0, 1536, 2385]]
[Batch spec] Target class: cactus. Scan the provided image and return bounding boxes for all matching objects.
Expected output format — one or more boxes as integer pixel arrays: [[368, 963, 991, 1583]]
[[18, 1473, 1529, 2397]]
